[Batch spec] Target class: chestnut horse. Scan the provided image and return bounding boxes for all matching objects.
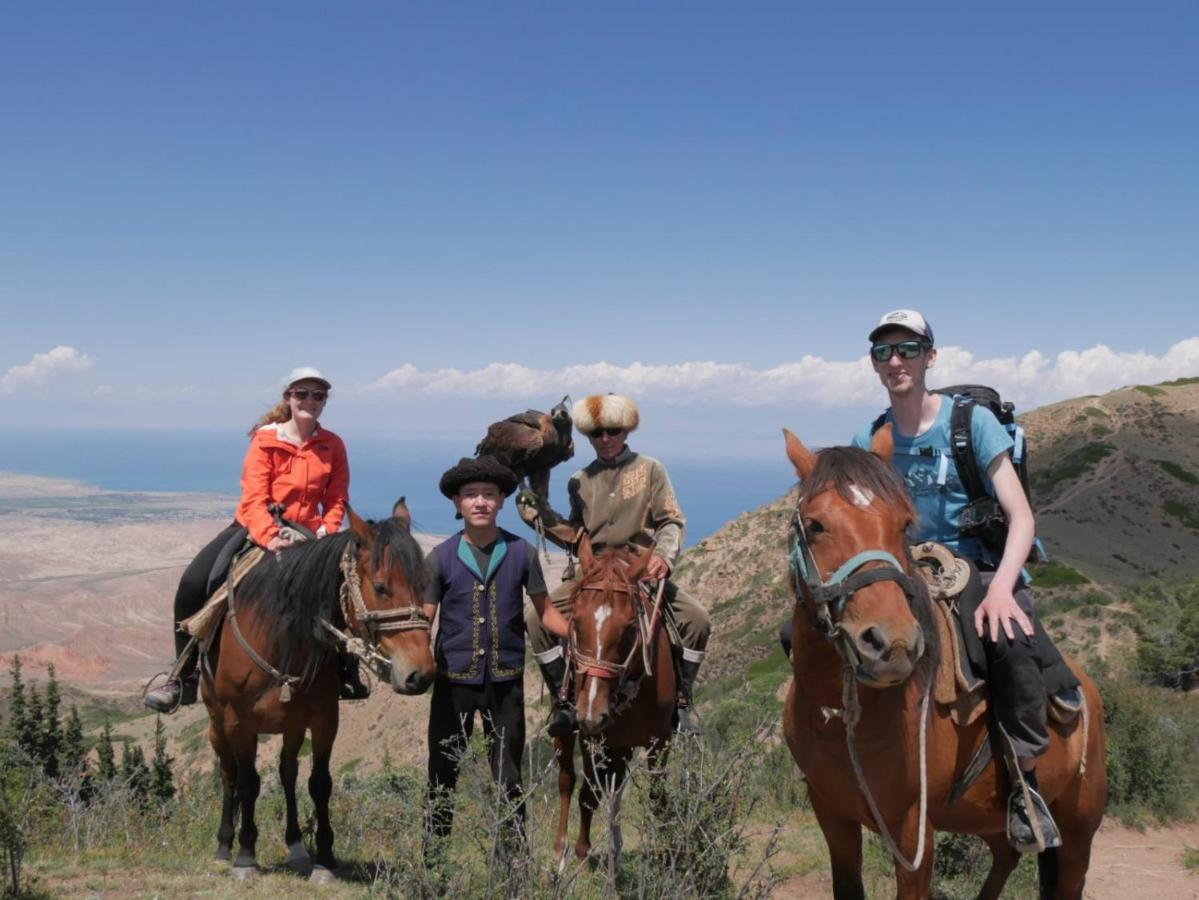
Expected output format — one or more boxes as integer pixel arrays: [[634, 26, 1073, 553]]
[[554, 535, 676, 870], [202, 509, 435, 879], [782, 428, 1106, 900]]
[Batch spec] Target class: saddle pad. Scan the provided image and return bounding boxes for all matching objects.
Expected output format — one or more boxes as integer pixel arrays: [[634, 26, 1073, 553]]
[[932, 597, 988, 727], [180, 547, 266, 642]]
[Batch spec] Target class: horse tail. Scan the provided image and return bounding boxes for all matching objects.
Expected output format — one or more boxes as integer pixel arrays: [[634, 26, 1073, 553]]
[[1037, 846, 1059, 900]]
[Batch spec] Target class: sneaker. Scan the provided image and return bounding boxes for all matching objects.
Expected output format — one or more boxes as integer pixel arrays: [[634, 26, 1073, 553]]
[[1007, 786, 1062, 853]]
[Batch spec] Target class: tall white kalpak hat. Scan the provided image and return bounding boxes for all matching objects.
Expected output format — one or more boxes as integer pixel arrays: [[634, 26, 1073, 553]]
[[574, 394, 640, 435], [282, 366, 332, 391], [868, 309, 935, 346]]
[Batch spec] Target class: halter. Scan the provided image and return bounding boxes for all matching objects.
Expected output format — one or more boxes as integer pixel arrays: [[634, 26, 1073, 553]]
[[788, 506, 918, 640]]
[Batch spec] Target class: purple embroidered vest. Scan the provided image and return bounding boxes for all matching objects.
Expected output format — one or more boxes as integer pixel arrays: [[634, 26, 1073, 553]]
[[432, 529, 530, 684]]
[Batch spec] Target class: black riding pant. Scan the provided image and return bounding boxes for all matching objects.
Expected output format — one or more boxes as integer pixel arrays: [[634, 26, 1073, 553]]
[[958, 563, 1077, 760], [172, 522, 245, 663], [425, 673, 526, 843]]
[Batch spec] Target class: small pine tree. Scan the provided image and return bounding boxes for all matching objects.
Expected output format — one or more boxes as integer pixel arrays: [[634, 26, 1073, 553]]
[[40, 664, 62, 779], [61, 706, 87, 778], [19, 685, 42, 762], [95, 719, 117, 783], [5, 656, 26, 747], [120, 742, 149, 804], [148, 716, 175, 803]]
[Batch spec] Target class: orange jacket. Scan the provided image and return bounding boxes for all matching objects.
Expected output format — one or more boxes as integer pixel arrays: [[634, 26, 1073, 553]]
[[235, 424, 350, 547]]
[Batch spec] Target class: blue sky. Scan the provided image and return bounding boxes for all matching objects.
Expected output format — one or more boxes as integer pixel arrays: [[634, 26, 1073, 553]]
[[2, 2, 1196, 457]]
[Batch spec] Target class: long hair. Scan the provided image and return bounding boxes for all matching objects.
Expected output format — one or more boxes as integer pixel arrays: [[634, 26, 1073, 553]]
[[805, 445, 941, 690], [248, 396, 291, 436]]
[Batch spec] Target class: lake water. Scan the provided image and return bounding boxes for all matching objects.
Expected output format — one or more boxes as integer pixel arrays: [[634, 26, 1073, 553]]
[[0, 428, 793, 544]]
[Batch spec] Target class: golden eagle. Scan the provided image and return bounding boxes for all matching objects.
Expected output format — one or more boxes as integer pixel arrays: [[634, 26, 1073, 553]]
[[474, 396, 574, 501]]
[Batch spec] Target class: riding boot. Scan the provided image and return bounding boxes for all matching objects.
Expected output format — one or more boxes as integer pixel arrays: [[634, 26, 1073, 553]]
[[1007, 767, 1062, 853], [338, 652, 371, 701], [675, 658, 703, 737], [144, 669, 199, 713], [538, 658, 576, 738]]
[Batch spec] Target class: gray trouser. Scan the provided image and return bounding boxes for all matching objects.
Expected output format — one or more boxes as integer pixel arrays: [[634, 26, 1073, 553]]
[[525, 576, 711, 667]]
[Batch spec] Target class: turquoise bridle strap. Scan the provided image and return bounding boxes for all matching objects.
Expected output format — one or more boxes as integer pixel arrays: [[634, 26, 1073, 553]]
[[827, 550, 907, 586]]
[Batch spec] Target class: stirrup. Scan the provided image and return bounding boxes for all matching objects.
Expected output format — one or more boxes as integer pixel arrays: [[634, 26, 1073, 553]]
[[675, 702, 702, 737], [1007, 786, 1062, 854]]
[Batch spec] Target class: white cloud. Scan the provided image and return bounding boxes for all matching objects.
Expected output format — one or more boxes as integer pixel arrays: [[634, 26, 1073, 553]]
[[363, 337, 1199, 410], [0, 346, 94, 394]]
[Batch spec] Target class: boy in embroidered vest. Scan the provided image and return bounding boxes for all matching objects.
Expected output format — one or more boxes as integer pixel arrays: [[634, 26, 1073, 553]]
[[850, 309, 1079, 854], [422, 456, 569, 855], [518, 393, 712, 737]]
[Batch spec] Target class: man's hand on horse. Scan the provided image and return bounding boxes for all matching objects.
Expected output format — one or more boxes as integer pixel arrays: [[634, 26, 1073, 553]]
[[973, 587, 1034, 643], [644, 554, 671, 582]]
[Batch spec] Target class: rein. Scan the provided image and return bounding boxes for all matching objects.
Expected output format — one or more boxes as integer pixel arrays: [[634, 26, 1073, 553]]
[[568, 571, 668, 717], [788, 498, 931, 872], [227, 538, 431, 701]]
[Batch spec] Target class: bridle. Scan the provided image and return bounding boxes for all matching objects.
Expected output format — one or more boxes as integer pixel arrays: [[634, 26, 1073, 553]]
[[320, 540, 431, 679], [786, 487, 932, 873], [788, 500, 918, 644], [567, 556, 668, 718]]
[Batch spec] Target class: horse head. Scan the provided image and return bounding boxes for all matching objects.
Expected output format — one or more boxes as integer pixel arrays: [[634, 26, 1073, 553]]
[[570, 533, 652, 735], [783, 427, 927, 688], [347, 507, 436, 695]]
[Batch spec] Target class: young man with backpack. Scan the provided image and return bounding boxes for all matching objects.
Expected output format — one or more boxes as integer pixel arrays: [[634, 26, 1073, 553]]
[[849, 309, 1080, 854]]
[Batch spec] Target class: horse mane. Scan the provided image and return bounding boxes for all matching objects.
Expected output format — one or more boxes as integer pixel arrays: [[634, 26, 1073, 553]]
[[235, 520, 428, 677], [807, 446, 941, 691]]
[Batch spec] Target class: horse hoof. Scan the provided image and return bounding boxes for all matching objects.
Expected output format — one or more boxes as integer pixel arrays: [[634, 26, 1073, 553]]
[[309, 865, 336, 884], [231, 865, 258, 881], [214, 846, 232, 863], [286, 842, 312, 874]]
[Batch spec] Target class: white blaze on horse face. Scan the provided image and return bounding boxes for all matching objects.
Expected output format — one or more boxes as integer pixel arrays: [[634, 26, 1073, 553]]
[[587, 678, 598, 717], [593, 604, 612, 659], [849, 484, 875, 509]]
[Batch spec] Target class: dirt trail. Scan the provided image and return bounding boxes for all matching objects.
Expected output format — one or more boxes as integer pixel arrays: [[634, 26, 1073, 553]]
[[773, 820, 1199, 898]]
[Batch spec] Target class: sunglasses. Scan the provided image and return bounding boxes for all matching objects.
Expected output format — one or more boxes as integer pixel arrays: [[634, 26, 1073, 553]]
[[870, 340, 929, 362], [589, 427, 624, 438], [288, 389, 328, 401]]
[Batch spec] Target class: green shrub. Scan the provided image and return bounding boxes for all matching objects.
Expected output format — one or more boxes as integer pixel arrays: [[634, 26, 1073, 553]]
[[1160, 377, 1199, 387], [1084, 406, 1110, 419], [1136, 384, 1166, 397], [1034, 443, 1117, 493], [1029, 560, 1089, 588], [1131, 580, 1199, 688], [1154, 459, 1199, 485], [1164, 500, 1199, 530], [1099, 675, 1199, 822]]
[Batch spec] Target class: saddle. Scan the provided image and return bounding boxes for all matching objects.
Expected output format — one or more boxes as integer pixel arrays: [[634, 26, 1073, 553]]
[[180, 544, 266, 644], [911, 542, 1082, 728]]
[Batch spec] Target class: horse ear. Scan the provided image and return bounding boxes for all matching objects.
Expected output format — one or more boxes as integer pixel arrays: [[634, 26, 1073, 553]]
[[783, 428, 817, 480], [870, 423, 895, 464], [577, 532, 595, 571], [347, 504, 374, 542], [628, 543, 654, 581], [392, 497, 411, 529]]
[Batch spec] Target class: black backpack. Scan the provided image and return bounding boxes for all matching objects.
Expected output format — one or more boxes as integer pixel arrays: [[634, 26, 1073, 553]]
[[873, 384, 1044, 563]]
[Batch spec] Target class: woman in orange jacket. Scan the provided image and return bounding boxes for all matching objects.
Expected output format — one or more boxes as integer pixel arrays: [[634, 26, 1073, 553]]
[[144, 367, 363, 712]]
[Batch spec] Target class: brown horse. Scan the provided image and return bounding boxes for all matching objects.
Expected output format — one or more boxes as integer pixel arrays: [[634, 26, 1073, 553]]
[[553, 535, 677, 871], [202, 509, 435, 879], [781, 428, 1107, 900]]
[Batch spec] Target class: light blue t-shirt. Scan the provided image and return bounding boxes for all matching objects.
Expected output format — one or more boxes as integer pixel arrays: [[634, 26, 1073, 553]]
[[851, 395, 1014, 561]]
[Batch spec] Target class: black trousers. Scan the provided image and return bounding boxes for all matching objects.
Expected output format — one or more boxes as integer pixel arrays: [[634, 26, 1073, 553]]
[[172, 522, 245, 662], [426, 673, 526, 842]]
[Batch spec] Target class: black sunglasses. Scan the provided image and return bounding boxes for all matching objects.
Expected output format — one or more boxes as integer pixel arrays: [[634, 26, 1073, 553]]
[[589, 427, 624, 438], [288, 389, 328, 401], [870, 340, 929, 362]]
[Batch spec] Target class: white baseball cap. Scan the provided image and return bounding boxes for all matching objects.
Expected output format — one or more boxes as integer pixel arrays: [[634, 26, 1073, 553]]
[[283, 367, 332, 391], [868, 309, 934, 345]]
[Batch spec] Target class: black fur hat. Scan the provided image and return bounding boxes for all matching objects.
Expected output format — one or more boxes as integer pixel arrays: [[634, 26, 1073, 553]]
[[438, 456, 519, 499]]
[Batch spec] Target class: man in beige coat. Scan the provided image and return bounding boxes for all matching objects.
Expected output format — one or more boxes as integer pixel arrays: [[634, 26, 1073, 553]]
[[518, 393, 711, 736]]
